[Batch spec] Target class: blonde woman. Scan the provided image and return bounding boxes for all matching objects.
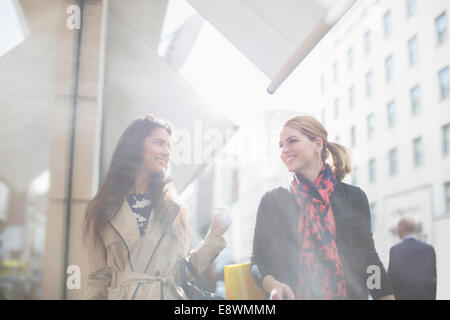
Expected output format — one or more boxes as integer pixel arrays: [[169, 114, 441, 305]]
[[251, 116, 395, 300], [83, 115, 229, 299]]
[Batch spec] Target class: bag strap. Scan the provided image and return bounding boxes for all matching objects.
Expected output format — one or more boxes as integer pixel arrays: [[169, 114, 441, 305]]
[[178, 256, 209, 300], [182, 257, 208, 289]]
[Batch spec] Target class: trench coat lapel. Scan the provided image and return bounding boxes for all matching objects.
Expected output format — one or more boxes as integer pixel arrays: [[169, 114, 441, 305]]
[[109, 199, 141, 249], [131, 196, 180, 273]]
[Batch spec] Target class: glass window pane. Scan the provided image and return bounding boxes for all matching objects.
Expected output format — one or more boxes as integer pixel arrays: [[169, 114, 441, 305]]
[[369, 159, 376, 184], [348, 47, 353, 69], [349, 86, 355, 108], [389, 148, 398, 176], [367, 113, 375, 138], [387, 100, 395, 128], [408, 35, 418, 65], [385, 55, 394, 82], [439, 66, 449, 99], [411, 85, 421, 115], [446, 183, 450, 213], [365, 30, 371, 54], [443, 124, 450, 156], [370, 202, 377, 231], [436, 12, 447, 45], [414, 137, 424, 166], [406, 0, 416, 17], [366, 71, 373, 95], [384, 11, 391, 37], [352, 167, 358, 185]]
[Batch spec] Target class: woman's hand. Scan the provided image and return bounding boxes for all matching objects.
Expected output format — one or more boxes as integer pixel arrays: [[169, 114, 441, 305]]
[[210, 209, 232, 237], [262, 275, 295, 300]]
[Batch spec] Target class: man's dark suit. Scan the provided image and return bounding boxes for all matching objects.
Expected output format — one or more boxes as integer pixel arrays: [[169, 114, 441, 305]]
[[388, 237, 437, 300]]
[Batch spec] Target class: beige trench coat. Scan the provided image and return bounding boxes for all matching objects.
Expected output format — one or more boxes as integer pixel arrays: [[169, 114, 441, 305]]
[[85, 194, 227, 300]]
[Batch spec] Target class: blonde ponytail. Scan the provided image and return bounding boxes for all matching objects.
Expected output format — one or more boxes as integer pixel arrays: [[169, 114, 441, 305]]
[[326, 141, 352, 182]]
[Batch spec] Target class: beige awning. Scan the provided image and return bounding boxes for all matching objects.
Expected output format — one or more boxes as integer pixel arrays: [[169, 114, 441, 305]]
[[187, 0, 356, 93]]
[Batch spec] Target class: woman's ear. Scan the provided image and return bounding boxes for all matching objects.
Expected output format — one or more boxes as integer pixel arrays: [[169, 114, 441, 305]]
[[315, 137, 324, 152]]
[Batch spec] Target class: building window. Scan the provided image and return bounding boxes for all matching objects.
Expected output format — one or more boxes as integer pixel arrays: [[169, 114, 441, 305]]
[[321, 109, 326, 125], [347, 47, 353, 69], [364, 30, 372, 54], [383, 11, 392, 37], [366, 71, 373, 96], [410, 84, 421, 115], [406, 0, 416, 17], [369, 158, 376, 184], [385, 55, 394, 82], [367, 114, 375, 139], [408, 35, 418, 65], [436, 12, 447, 45], [352, 167, 357, 185], [334, 98, 339, 119], [349, 86, 355, 108], [370, 202, 377, 231], [439, 66, 450, 99], [387, 100, 395, 128], [389, 148, 398, 176], [413, 136, 424, 167], [333, 62, 338, 83], [350, 126, 356, 147], [335, 135, 340, 143], [446, 183, 450, 214], [443, 123, 450, 156]]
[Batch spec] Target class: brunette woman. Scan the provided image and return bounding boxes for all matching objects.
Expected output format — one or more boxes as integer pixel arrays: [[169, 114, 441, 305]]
[[84, 115, 230, 299]]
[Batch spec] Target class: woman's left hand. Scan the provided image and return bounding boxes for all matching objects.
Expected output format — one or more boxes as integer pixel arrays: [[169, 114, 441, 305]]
[[210, 210, 232, 237]]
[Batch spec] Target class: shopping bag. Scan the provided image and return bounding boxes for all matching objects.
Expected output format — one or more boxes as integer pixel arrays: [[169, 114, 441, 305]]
[[224, 262, 265, 300]]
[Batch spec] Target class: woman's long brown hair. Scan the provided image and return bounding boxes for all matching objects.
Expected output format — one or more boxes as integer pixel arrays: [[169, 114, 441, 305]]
[[83, 116, 179, 245]]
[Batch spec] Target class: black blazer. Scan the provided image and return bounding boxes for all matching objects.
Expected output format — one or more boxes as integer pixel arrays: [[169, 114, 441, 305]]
[[388, 238, 437, 300], [250, 182, 393, 300]]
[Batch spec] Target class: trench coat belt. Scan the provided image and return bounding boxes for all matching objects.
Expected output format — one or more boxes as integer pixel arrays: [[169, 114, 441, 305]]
[[111, 270, 172, 289]]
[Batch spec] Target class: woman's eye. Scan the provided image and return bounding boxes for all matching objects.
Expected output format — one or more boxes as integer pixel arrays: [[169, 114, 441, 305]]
[[289, 139, 296, 144]]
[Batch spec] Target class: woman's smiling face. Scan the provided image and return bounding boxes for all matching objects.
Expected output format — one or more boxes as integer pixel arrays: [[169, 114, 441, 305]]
[[279, 126, 322, 173], [142, 127, 171, 174]]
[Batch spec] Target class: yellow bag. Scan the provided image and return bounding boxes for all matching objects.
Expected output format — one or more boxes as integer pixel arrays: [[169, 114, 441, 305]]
[[224, 262, 266, 300]]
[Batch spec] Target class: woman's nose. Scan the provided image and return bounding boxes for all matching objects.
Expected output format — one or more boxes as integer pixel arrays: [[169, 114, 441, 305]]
[[161, 145, 170, 156]]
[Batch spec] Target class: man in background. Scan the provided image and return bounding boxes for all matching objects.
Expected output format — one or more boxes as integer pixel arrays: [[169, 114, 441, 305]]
[[388, 218, 437, 300]]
